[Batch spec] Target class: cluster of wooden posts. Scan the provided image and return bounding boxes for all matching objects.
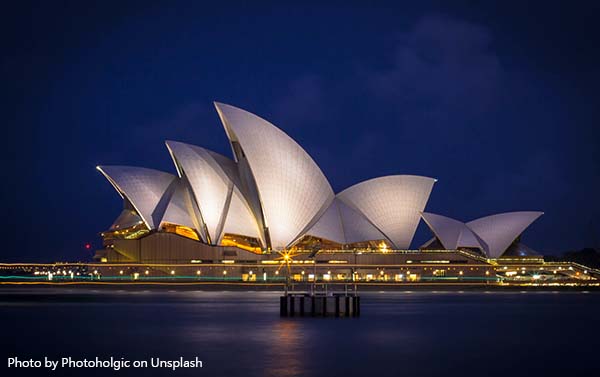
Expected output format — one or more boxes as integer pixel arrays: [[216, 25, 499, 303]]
[[280, 293, 360, 317]]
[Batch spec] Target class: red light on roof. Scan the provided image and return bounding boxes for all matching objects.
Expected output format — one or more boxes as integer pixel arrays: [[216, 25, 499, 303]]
[[85, 243, 91, 250]]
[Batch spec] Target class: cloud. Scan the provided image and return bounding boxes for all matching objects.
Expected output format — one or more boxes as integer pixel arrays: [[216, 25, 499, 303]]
[[368, 15, 503, 121]]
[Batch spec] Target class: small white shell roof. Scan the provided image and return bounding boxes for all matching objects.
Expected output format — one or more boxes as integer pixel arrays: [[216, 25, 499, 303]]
[[218, 186, 262, 243], [166, 141, 231, 243], [302, 198, 346, 244], [166, 140, 261, 245], [305, 198, 389, 245], [458, 226, 488, 251], [421, 212, 465, 249], [467, 211, 543, 258], [421, 212, 487, 252], [338, 175, 436, 249], [160, 180, 200, 232], [339, 199, 390, 244], [97, 165, 176, 229], [110, 209, 143, 230], [215, 102, 334, 249]]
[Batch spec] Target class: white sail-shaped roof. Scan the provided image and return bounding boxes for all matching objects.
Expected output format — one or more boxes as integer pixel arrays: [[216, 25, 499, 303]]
[[218, 186, 262, 243], [166, 141, 232, 244], [458, 226, 488, 250], [421, 212, 487, 252], [338, 199, 389, 244], [215, 102, 334, 249], [160, 180, 200, 232], [110, 209, 143, 230], [303, 199, 346, 244], [421, 212, 465, 249], [338, 175, 436, 249], [466, 211, 543, 258], [303, 198, 391, 245], [166, 140, 261, 245], [97, 165, 176, 229]]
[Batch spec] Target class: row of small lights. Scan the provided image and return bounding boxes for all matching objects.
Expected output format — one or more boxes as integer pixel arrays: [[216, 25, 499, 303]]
[[95, 269, 487, 278], [39, 266, 588, 280]]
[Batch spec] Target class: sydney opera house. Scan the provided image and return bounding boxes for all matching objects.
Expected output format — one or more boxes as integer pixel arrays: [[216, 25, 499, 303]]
[[91, 103, 591, 283]]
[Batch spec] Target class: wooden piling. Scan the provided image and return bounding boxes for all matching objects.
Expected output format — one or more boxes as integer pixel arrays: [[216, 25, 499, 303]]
[[280, 296, 287, 317], [280, 292, 360, 317]]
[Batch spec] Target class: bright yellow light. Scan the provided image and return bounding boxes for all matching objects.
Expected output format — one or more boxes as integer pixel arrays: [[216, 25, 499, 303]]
[[459, 271, 463, 275], [220, 235, 262, 254], [119, 270, 123, 275], [223, 270, 227, 275], [378, 241, 388, 252], [196, 270, 201, 275], [275, 271, 279, 275], [145, 270, 149, 275], [170, 270, 175, 275]]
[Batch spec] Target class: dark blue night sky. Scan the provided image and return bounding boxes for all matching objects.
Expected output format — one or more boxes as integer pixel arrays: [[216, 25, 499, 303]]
[[2, 1, 599, 262]]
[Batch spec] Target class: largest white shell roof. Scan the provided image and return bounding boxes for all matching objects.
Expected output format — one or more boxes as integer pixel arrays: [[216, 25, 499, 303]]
[[215, 102, 335, 249]]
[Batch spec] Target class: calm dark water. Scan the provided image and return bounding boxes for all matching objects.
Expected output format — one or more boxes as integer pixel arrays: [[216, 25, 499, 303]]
[[1, 288, 599, 377]]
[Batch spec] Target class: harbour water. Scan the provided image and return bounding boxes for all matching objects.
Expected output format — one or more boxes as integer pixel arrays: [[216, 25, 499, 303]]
[[1, 288, 599, 376]]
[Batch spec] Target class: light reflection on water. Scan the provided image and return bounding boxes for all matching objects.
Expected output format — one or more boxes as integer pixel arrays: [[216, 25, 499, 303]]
[[263, 321, 304, 377], [0, 288, 599, 377]]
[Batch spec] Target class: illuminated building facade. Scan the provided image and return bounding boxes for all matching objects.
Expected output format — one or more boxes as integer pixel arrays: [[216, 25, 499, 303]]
[[91, 102, 575, 283]]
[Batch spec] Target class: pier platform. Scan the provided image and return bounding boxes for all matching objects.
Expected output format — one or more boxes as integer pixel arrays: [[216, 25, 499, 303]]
[[280, 292, 360, 317]]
